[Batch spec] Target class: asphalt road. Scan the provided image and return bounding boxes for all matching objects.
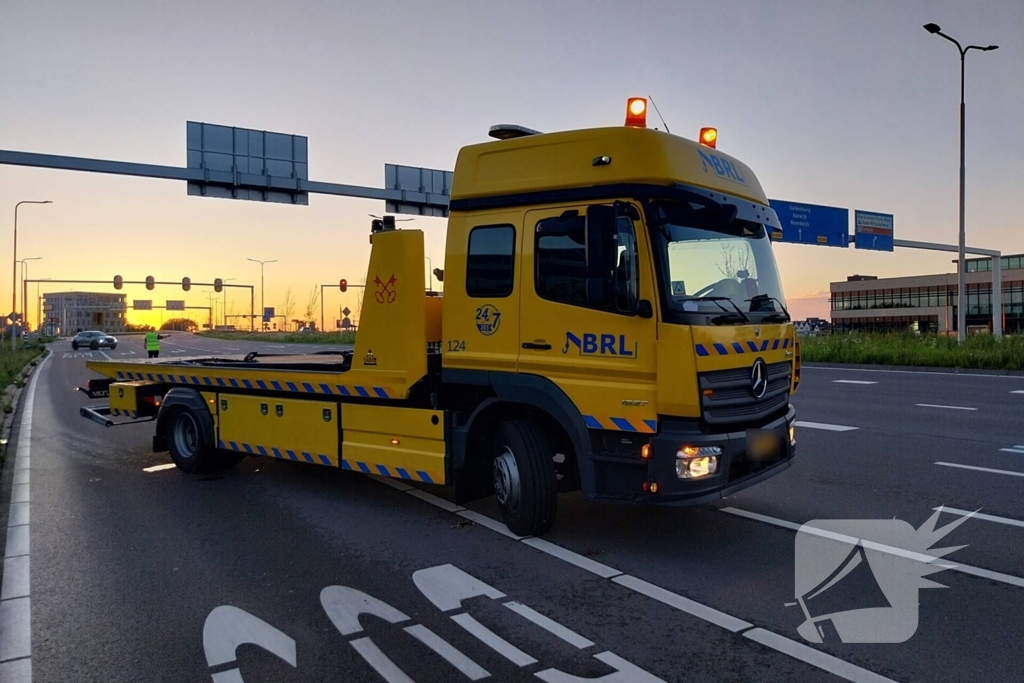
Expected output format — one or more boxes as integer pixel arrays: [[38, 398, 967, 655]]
[[1, 336, 1022, 682]]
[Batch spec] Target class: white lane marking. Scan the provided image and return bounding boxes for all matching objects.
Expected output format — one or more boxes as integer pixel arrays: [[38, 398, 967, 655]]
[[0, 598, 31, 662], [503, 601, 594, 649], [793, 421, 858, 432], [350, 637, 415, 683], [368, 474, 415, 492], [202, 605, 297, 668], [269, 345, 286, 349], [0, 352, 44, 668], [934, 507, 1024, 529], [224, 347, 241, 351], [404, 624, 490, 680], [537, 651, 668, 683], [831, 380, 878, 385], [935, 462, 1024, 478], [171, 350, 186, 354], [916, 403, 977, 411], [999, 448, 1024, 455], [612, 575, 751, 632], [804, 366, 1023, 379], [321, 586, 409, 636], [744, 628, 897, 683], [404, 489, 465, 513], [451, 613, 537, 667], [1010, 390, 1024, 394], [5, 527, 29, 558], [365, 477, 894, 683], [1, 557, 30, 600], [721, 506, 1024, 589], [119, 351, 136, 356], [98, 350, 113, 360], [521, 538, 621, 579], [456, 509, 529, 540], [412, 565, 505, 612], [143, 463, 178, 473]]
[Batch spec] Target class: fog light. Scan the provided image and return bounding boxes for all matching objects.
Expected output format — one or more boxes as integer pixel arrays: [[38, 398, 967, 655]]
[[789, 425, 796, 446]]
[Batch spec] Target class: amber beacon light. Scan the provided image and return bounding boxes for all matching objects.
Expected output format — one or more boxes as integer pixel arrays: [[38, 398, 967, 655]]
[[625, 98, 647, 128], [699, 127, 718, 148]]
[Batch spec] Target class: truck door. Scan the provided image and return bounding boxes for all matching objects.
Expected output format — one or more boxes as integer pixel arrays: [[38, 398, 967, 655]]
[[519, 202, 659, 433]]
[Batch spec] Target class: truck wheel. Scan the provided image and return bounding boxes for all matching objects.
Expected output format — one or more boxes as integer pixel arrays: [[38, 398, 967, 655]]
[[168, 408, 217, 473], [493, 419, 557, 536]]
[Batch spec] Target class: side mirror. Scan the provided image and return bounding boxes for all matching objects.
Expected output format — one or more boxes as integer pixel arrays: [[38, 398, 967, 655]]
[[585, 205, 618, 276], [637, 299, 654, 319]]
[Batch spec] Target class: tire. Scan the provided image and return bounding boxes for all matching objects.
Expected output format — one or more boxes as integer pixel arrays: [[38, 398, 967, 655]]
[[168, 408, 218, 473], [109, 344, 117, 350], [71, 342, 78, 350], [492, 419, 558, 536]]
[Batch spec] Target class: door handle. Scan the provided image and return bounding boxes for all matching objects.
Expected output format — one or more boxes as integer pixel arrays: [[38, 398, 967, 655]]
[[521, 342, 552, 350]]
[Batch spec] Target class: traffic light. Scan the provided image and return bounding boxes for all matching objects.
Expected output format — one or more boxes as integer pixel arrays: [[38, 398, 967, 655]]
[[182, 276, 191, 292], [699, 127, 718, 149], [145, 275, 155, 290], [339, 279, 347, 293], [113, 275, 123, 290], [214, 278, 223, 293]]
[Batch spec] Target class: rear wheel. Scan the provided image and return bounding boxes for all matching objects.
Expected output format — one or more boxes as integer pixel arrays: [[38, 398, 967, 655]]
[[493, 419, 558, 536], [110, 344, 117, 350], [167, 407, 238, 473], [71, 342, 78, 350]]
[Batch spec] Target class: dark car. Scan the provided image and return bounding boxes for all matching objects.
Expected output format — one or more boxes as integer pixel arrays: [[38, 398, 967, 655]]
[[72, 330, 117, 350]]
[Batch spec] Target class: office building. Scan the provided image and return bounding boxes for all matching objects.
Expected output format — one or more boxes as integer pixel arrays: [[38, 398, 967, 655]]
[[42, 292, 127, 335], [830, 255, 1024, 334]]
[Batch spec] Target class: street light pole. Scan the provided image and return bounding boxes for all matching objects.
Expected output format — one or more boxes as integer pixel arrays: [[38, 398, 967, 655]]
[[221, 278, 235, 327], [11, 200, 51, 347], [425, 256, 433, 292], [924, 23, 998, 342], [18, 258, 41, 331], [246, 258, 277, 332]]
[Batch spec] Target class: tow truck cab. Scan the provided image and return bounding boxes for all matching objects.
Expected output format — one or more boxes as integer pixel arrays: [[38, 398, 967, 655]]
[[82, 111, 798, 537]]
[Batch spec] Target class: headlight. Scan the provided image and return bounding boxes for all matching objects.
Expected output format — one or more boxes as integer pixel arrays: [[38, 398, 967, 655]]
[[789, 425, 796, 446], [676, 446, 721, 479]]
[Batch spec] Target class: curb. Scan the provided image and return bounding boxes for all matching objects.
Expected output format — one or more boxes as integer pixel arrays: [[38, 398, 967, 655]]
[[0, 349, 47, 464], [802, 361, 1024, 377]]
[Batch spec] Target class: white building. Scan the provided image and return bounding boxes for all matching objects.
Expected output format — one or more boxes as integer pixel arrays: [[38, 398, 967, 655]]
[[43, 292, 127, 335]]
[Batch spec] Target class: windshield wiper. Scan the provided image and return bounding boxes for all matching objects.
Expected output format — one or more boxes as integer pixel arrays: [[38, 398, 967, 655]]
[[746, 294, 791, 322], [680, 296, 750, 323]]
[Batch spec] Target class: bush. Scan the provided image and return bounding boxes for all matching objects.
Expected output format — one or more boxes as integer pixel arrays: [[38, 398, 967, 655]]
[[801, 332, 1024, 371], [199, 330, 357, 345]]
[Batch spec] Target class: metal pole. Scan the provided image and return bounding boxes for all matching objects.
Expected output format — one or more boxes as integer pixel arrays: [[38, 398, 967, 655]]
[[320, 284, 325, 333], [11, 200, 50, 348], [957, 51, 966, 343], [992, 255, 1002, 338], [425, 256, 433, 292]]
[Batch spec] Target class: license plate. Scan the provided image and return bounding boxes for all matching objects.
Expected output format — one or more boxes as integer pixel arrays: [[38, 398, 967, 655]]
[[746, 429, 780, 460]]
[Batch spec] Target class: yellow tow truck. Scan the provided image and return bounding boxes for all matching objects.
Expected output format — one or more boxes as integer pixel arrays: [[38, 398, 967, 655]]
[[79, 99, 800, 536]]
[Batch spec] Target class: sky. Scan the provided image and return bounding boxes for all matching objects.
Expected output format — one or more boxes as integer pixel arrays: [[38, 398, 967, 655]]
[[2, 0, 1021, 328]]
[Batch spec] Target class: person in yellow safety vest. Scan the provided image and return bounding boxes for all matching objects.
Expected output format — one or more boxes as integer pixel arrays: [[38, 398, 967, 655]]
[[145, 330, 165, 358]]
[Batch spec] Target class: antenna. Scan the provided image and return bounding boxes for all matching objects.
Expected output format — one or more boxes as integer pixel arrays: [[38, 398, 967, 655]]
[[648, 95, 670, 133]]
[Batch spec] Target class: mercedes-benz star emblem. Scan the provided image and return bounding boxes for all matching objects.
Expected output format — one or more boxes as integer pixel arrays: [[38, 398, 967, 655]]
[[751, 359, 768, 399]]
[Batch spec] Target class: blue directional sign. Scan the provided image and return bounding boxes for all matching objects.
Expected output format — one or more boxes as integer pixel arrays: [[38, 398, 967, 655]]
[[854, 210, 894, 251], [768, 200, 849, 248], [263, 307, 275, 322]]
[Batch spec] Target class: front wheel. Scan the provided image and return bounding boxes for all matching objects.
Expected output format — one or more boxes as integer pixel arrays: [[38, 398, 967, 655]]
[[109, 344, 117, 350], [71, 342, 78, 350], [492, 419, 558, 536]]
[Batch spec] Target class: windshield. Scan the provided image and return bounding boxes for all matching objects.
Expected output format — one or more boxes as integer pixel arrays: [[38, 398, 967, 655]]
[[646, 199, 788, 324]]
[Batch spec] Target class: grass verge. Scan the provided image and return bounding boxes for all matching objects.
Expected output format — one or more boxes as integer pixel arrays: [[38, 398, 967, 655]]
[[800, 333, 1024, 371], [198, 330, 356, 345]]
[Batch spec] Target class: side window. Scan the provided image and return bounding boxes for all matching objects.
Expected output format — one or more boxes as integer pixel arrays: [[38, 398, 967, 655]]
[[467, 225, 515, 298], [535, 206, 639, 314]]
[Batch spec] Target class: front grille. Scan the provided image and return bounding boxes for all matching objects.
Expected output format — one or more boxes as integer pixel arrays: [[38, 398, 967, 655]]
[[699, 360, 791, 426]]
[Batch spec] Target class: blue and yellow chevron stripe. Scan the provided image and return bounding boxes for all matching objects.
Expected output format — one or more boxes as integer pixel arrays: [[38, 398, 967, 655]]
[[583, 415, 657, 433], [695, 337, 790, 357], [217, 439, 436, 484], [116, 370, 391, 399], [110, 407, 138, 418]]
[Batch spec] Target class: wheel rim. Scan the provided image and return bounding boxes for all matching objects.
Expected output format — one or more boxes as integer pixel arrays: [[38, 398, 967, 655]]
[[493, 447, 521, 513], [173, 412, 199, 459]]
